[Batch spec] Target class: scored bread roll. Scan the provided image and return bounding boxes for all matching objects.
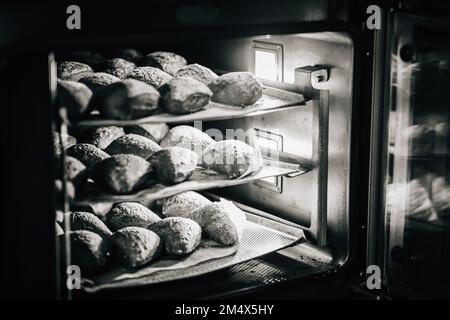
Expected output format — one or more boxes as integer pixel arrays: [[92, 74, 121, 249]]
[[174, 64, 218, 85], [102, 58, 136, 79], [86, 126, 125, 150], [149, 217, 201, 256], [61, 230, 108, 273], [127, 66, 172, 89], [63, 156, 88, 186], [149, 147, 198, 184], [161, 77, 213, 114], [57, 61, 93, 81], [95, 79, 160, 120], [188, 199, 246, 246], [66, 143, 110, 168], [79, 72, 121, 92], [110, 227, 162, 268], [70, 212, 113, 239], [105, 202, 161, 231], [91, 154, 152, 194], [57, 80, 93, 122], [159, 125, 215, 157], [208, 72, 263, 107], [125, 123, 169, 144], [105, 134, 161, 159], [139, 51, 187, 76], [162, 191, 211, 217], [201, 140, 263, 178]]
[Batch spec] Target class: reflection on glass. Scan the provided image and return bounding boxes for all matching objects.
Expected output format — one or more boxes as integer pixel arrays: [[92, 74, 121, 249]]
[[385, 27, 450, 298]]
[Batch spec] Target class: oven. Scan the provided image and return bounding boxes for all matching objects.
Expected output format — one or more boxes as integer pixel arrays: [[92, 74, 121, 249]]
[[0, 0, 449, 300]]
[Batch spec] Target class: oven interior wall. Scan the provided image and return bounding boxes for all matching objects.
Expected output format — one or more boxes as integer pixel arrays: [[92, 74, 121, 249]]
[[53, 31, 354, 264], [175, 32, 354, 262]]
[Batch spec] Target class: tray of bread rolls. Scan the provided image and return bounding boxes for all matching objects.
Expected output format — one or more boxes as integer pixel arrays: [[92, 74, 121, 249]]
[[56, 50, 305, 127], [81, 203, 305, 292], [57, 123, 308, 206], [58, 196, 305, 292]]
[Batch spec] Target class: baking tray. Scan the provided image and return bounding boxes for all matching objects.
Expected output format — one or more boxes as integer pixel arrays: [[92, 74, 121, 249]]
[[75, 86, 305, 127], [82, 220, 305, 293], [74, 159, 308, 206]]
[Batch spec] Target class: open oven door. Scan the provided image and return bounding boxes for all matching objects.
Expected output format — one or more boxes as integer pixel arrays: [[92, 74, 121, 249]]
[[367, 6, 450, 299]]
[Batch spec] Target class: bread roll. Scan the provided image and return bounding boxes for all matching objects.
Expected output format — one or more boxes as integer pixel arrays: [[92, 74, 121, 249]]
[[161, 77, 212, 114], [102, 58, 136, 79], [162, 191, 211, 217], [87, 126, 125, 150], [174, 64, 218, 85], [105, 134, 161, 159], [57, 61, 93, 81], [70, 212, 113, 239], [53, 132, 77, 159], [92, 154, 152, 194], [61, 230, 108, 273], [66, 143, 110, 168], [159, 125, 215, 157], [125, 123, 169, 144], [149, 217, 201, 256], [113, 48, 143, 64], [63, 155, 88, 186], [139, 51, 187, 76], [201, 140, 263, 178], [188, 199, 246, 246], [110, 227, 162, 268], [128, 67, 172, 89], [95, 79, 160, 120], [105, 202, 161, 231], [79, 72, 121, 92], [149, 147, 198, 184], [68, 50, 105, 70], [57, 80, 93, 121], [208, 72, 263, 107]]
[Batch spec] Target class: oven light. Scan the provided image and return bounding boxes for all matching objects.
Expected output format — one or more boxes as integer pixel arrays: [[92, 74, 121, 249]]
[[252, 41, 283, 82], [255, 50, 278, 81]]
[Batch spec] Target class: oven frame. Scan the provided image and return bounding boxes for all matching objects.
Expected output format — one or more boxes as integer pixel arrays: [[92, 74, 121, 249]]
[[0, 0, 373, 299]]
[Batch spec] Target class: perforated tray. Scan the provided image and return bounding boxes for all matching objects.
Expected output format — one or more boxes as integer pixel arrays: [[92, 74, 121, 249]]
[[82, 220, 305, 293]]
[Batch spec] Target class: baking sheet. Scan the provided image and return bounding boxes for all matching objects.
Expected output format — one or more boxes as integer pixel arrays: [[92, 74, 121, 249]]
[[74, 160, 307, 205], [75, 86, 305, 127], [83, 220, 305, 292]]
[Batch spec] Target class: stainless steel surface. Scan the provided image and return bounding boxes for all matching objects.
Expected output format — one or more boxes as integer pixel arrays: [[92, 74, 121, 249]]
[[259, 147, 316, 171], [367, 9, 390, 272], [295, 66, 330, 247], [197, 32, 354, 262]]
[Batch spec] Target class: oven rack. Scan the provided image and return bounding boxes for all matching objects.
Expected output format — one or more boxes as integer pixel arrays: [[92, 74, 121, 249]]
[[71, 159, 308, 208], [70, 86, 305, 127]]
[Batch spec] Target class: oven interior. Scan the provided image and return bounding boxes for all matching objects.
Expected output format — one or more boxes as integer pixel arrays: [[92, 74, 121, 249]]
[[53, 30, 355, 299]]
